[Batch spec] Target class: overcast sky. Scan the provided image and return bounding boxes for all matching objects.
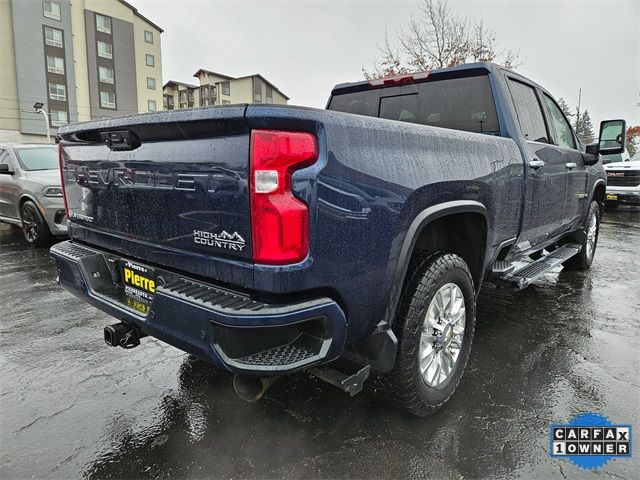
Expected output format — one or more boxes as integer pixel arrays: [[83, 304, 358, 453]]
[[131, 0, 639, 126]]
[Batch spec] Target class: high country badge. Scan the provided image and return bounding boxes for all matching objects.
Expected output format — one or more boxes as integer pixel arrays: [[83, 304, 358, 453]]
[[193, 230, 246, 251]]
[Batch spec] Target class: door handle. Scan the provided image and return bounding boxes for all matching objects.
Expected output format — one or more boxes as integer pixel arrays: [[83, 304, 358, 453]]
[[529, 159, 545, 169], [565, 162, 577, 169]]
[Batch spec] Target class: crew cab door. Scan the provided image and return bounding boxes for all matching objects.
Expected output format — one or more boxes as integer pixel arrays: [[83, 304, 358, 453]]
[[540, 92, 587, 231], [507, 78, 567, 250]]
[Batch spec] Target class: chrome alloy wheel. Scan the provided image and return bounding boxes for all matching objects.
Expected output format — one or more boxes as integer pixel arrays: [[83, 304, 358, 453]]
[[585, 211, 598, 260], [419, 283, 466, 387]]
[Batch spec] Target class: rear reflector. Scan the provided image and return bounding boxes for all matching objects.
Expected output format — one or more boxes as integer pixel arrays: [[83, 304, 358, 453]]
[[250, 130, 318, 265]]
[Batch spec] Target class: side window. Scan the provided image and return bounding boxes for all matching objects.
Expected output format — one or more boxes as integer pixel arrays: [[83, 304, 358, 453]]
[[508, 79, 549, 143], [542, 94, 577, 149], [0, 149, 13, 170]]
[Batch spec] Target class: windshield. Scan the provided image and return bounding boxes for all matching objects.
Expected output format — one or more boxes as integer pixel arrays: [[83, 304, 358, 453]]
[[15, 146, 59, 171], [601, 153, 623, 165]]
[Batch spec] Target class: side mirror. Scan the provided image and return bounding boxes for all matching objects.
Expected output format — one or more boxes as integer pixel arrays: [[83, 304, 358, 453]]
[[0, 164, 13, 175], [598, 119, 626, 155]]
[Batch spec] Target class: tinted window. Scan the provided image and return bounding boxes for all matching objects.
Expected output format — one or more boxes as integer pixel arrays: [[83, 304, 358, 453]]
[[380, 94, 419, 123], [0, 149, 10, 167], [542, 94, 576, 149], [508, 80, 548, 143], [14, 147, 59, 171], [328, 75, 499, 134], [329, 89, 380, 117]]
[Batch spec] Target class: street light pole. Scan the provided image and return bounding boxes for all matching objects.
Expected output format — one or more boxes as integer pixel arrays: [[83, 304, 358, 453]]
[[33, 102, 51, 143], [36, 109, 51, 143]]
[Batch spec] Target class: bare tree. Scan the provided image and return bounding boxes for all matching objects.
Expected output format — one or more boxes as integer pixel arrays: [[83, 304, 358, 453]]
[[362, 33, 411, 80], [364, 0, 521, 79]]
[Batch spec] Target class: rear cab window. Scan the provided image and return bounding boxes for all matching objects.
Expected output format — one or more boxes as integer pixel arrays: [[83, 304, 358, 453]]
[[328, 73, 500, 135]]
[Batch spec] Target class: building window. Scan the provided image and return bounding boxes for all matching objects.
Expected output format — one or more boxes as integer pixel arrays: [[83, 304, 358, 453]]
[[97, 41, 113, 59], [148, 100, 157, 111], [253, 77, 262, 103], [50, 109, 68, 127], [145, 54, 155, 67], [144, 30, 153, 44], [221, 81, 230, 96], [43, 0, 61, 20], [48, 82, 66, 101], [199, 85, 216, 105], [266, 84, 273, 104], [163, 94, 174, 110], [98, 66, 114, 84], [46, 55, 64, 74], [100, 91, 116, 109], [222, 100, 231, 105], [146, 77, 156, 90], [96, 14, 111, 34], [44, 27, 63, 48]]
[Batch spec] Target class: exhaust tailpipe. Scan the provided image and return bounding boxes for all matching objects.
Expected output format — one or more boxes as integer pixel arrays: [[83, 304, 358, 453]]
[[233, 375, 279, 402]]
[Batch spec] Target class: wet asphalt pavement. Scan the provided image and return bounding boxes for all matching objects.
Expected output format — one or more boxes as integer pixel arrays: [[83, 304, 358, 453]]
[[1, 208, 639, 480]]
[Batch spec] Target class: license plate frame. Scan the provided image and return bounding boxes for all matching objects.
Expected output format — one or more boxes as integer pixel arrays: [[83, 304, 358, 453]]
[[119, 260, 156, 303]]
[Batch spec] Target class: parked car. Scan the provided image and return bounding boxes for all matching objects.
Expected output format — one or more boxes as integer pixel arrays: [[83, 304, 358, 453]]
[[0, 143, 68, 246], [604, 152, 640, 205], [50, 63, 626, 416]]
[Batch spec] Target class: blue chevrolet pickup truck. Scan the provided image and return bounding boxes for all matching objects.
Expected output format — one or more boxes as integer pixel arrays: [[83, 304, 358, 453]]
[[51, 63, 626, 416]]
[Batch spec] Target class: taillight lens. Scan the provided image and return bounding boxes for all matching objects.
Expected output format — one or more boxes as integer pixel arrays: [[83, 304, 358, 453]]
[[58, 142, 69, 220], [250, 130, 318, 264]]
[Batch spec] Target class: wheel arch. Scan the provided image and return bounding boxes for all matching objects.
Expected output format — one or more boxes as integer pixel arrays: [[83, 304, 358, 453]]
[[591, 179, 606, 216], [17, 194, 41, 219], [383, 200, 488, 328]]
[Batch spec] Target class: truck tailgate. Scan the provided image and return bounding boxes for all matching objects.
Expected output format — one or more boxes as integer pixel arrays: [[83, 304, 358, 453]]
[[58, 107, 253, 274]]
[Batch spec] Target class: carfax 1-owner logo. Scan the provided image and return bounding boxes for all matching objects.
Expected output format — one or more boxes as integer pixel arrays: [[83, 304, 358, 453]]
[[550, 412, 632, 470]]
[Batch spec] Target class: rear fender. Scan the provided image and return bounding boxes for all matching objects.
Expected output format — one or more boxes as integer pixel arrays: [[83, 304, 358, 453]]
[[382, 200, 487, 329]]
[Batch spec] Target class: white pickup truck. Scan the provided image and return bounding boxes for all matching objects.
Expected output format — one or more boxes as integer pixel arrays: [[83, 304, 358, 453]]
[[604, 152, 640, 206]]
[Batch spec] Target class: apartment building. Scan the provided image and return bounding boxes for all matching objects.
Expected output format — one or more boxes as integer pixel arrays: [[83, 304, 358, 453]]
[[0, 0, 163, 143], [163, 69, 289, 110]]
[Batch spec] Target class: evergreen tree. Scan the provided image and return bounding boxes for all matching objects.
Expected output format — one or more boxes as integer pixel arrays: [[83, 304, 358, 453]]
[[575, 110, 595, 143], [557, 97, 574, 122]]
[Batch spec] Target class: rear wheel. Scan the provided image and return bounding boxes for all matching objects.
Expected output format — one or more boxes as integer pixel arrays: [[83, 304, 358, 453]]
[[374, 251, 476, 416], [563, 200, 600, 271], [21, 201, 53, 247]]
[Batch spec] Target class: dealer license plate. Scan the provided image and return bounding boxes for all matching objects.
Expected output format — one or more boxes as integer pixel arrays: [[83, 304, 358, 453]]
[[120, 260, 156, 303]]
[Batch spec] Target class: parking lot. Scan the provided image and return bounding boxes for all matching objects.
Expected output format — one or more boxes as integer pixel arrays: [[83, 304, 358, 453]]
[[1, 208, 638, 479]]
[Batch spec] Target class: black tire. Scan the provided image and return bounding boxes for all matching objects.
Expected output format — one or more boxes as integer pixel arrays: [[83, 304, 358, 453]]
[[374, 251, 476, 416], [563, 200, 600, 271], [20, 201, 53, 247]]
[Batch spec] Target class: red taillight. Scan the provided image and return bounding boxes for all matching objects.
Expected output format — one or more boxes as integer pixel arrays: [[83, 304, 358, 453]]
[[250, 130, 318, 265], [58, 142, 69, 220]]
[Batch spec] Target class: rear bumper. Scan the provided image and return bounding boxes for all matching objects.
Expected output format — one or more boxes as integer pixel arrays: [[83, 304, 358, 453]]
[[50, 241, 347, 374]]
